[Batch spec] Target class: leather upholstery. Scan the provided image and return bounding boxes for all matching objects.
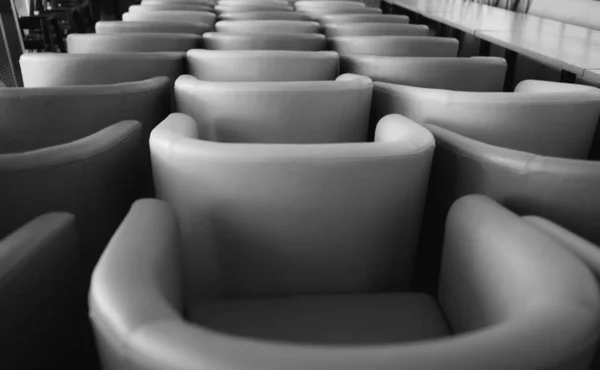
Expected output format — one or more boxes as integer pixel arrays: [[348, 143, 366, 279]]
[[319, 13, 410, 24], [215, 20, 321, 34], [215, 3, 293, 12], [96, 20, 212, 35], [89, 192, 600, 369], [0, 213, 88, 369], [341, 56, 506, 91], [295, 0, 366, 10], [218, 10, 312, 20], [186, 49, 338, 81], [188, 293, 450, 344], [304, 7, 383, 17], [20, 52, 185, 87], [130, 3, 213, 11], [174, 74, 372, 142], [142, 0, 215, 5], [0, 77, 170, 153], [67, 33, 202, 53], [371, 80, 600, 158], [122, 10, 216, 25], [329, 36, 459, 57], [325, 23, 429, 37], [150, 112, 434, 300], [0, 121, 143, 274], [203, 32, 326, 50]]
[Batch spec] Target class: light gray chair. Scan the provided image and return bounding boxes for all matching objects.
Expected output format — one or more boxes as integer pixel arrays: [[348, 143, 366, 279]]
[[186, 49, 338, 81], [329, 36, 459, 57], [324, 23, 429, 37], [174, 74, 372, 143], [122, 10, 216, 25], [203, 32, 326, 51], [319, 13, 410, 24], [371, 80, 600, 158], [67, 33, 202, 53], [218, 10, 312, 20], [20, 52, 185, 87], [341, 56, 507, 91], [215, 2, 293, 12], [215, 20, 321, 34], [130, 3, 213, 11], [95, 20, 212, 35]]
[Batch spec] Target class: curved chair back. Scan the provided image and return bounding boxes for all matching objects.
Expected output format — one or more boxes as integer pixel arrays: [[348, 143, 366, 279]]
[[96, 20, 212, 35], [341, 56, 506, 91], [219, 0, 290, 5], [329, 36, 458, 56], [0, 213, 85, 369], [0, 77, 170, 153], [187, 49, 338, 81], [174, 74, 372, 143], [203, 32, 326, 50], [325, 23, 428, 37], [20, 52, 185, 87], [303, 7, 382, 17], [131, 3, 214, 11], [0, 121, 143, 273], [142, 0, 215, 5], [150, 113, 434, 300], [215, 3, 293, 13], [218, 10, 311, 20], [319, 13, 410, 24], [372, 80, 600, 158], [67, 33, 202, 53], [295, 0, 365, 9], [122, 10, 216, 25], [215, 20, 321, 34]]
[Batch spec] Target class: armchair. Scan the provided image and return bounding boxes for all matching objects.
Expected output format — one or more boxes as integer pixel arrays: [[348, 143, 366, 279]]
[[329, 36, 458, 57], [122, 10, 216, 25], [318, 13, 409, 24], [203, 32, 326, 50], [215, 20, 321, 34], [186, 49, 338, 81], [218, 11, 312, 21], [67, 33, 202, 53], [174, 74, 372, 142], [324, 23, 429, 37], [95, 20, 212, 35]]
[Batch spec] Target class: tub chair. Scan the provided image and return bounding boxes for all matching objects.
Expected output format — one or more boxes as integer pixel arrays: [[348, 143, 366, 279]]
[[122, 10, 216, 25], [187, 49, 338, 81], [0, 120, 142, 276], [0, 77, 170, 196], [131, 3, 214, 11], [0, 213, 87, 369], [329, 36, 458, 57], [303, 7, 382, 17], [319, 13, 409, 24], [96, 20, 212, 35], [142, 0, 215, 5], [175, 74, 371, 142], [218, 11, 312, 20], [20, 52, 185, 87], [215, 3, 293, 12], [325, 23, 429, 37], [67, 33, 202, 53], [215, 20, 321, 34], [218, 0, 291, 6], [341, 56, 506, 91], [371, 80, 600, 158], [203, 32, 326, 51], [525, 217, 600, 368], [415, 124, 600, 293], [90, 175, 600, 370], [294, 0, 366, 10]]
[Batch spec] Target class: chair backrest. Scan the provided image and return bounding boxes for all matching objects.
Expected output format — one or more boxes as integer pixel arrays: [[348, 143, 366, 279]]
[[96, 20, 212, 35], [341, 56, 506, 91], [319, 13, 410, 24], [186, 49, 338, 81], [122, 10, 216, 25], [130, 3, 214, 11], [215, 20, 321, 34], [150, 113, 435, 300], [372, 80, 600, 158], [303, 7, 382, 16], [0, 77, 170, 153], [219, 0, 290, 5], [295, 0, 365, 9], [0, 121, 143, 272], [325, 23, 429, 37], [174, 74, 372, 143], [20, 52, 185, 87], [142, 0, 215, 5], [426, 124, 600, 249], [215, 3, 293, 12], [329, 36, 458, 56], [203, 32, 326, 50], [67, 33, 202, 53], [218, 10, 312, 20]]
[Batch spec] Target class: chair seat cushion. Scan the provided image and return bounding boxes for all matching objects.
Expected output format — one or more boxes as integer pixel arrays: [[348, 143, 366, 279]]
[[187, 293, 451, 344]]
